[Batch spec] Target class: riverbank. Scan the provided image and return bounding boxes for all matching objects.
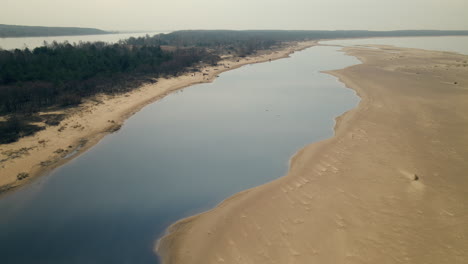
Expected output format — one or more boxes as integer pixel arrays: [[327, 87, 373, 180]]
[[0, 40, 317, 195], [157, 45, 468, 263]]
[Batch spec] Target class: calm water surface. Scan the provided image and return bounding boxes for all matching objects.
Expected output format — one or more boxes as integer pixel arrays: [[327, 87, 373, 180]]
[[0, 46, 360, 263], [0, 32, 167, 50]]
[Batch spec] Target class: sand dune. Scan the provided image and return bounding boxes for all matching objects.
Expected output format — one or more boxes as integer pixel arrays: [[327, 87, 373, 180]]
[[157, 46, 468, 263]]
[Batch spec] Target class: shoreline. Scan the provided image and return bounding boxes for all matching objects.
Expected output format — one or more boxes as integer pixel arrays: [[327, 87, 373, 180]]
[[156, 45, 468, 263], [155, 92, 365, 262], [0, 40, 317, 196]]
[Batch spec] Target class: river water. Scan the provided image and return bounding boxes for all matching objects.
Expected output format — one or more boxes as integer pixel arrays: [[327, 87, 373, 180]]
[[0, 46, 360, 263]]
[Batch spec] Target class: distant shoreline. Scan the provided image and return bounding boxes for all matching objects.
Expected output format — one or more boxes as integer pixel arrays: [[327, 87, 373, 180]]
[[0, 32, 113, 39], [0, 24, 111, 38], [0, 31, 160, 39]]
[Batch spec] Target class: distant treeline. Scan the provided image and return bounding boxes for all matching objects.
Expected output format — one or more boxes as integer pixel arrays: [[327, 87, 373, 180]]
[[125, 29, 468, 47], [122, 31, 280, 57], [0, 24, 110, 38], [1, 29, 468, 143], [124, 29, 468, 56]]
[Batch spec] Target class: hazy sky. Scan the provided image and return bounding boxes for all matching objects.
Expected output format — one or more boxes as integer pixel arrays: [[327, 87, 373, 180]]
[[2, 0, 468, 31]]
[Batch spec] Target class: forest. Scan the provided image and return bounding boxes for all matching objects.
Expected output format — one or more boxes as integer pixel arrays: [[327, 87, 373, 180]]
[[1, 29, 468, 143]]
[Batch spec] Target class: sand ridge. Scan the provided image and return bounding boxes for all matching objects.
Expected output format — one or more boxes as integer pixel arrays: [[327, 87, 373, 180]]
[[0, 40, 317, 195], [157, 46, 468, 263]]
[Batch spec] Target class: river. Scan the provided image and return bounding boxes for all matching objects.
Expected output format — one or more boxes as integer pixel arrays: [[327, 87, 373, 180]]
[[0, 45, 360, 263]]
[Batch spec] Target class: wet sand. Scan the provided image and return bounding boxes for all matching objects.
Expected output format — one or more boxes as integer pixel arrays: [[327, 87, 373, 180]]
[[0, 41, 317, 195], [157, 45, 468, 263]]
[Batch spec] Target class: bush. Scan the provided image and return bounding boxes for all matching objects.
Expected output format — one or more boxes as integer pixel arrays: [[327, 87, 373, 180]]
[[17, 172, 29, 180]]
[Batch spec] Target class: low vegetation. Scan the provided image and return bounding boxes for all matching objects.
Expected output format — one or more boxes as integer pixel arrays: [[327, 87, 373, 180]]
[[16, 172, 29, 180]]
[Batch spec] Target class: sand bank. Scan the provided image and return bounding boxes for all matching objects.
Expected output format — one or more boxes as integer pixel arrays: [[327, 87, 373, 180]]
[[0, 41, 317, 195], [157, 45, 468, 263]]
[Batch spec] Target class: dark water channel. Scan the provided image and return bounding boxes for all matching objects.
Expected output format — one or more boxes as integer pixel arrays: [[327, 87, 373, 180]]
[[0, 46, 360, 264]]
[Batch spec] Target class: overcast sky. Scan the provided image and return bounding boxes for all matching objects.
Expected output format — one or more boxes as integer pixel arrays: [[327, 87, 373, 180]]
[[2, 0, 468, 31]]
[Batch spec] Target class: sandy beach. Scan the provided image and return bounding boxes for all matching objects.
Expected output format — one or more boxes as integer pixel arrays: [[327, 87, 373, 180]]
[[0, 40, 317, 195], [157, 45, 468, 263]]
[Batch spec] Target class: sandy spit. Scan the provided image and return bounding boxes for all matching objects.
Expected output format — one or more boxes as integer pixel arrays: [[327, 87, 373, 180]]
[[156, 45, 468, 263], [0, 40, 317, 195]]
